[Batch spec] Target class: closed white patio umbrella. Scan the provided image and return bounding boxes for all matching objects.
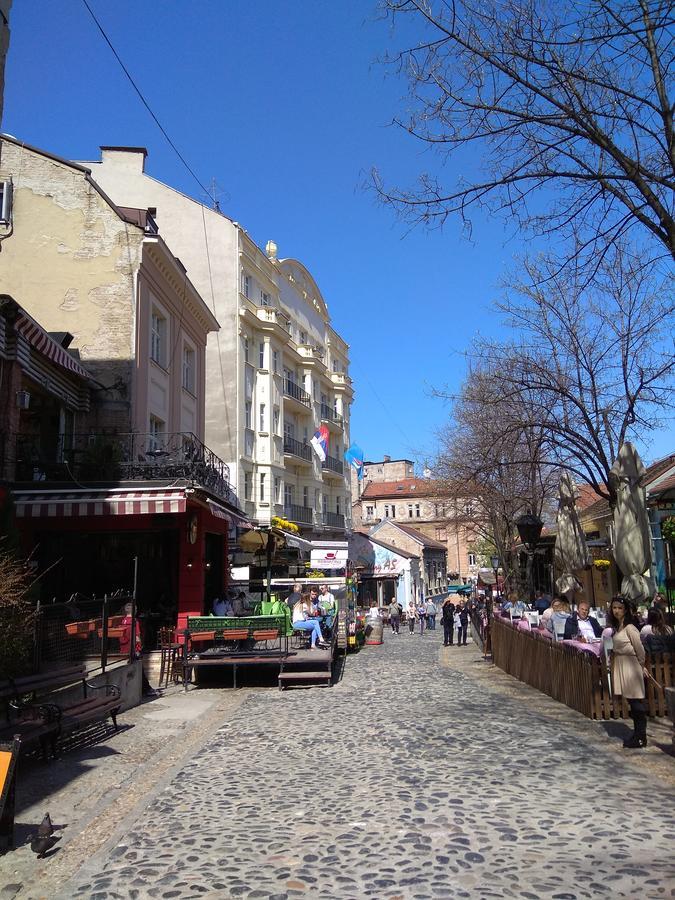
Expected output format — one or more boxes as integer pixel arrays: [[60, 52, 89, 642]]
[[554, 472, 590, 599], [609, 443, 654, 603]]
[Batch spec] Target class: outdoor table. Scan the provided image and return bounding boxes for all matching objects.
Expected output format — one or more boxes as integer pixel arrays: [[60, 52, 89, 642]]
[[533, 626, 553, 640], [562, 639, 603, 657]]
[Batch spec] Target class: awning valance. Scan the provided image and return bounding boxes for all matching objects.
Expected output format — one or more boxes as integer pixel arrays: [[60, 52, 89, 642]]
[[206, 499, 254, 529], [13, 488, 187, 518]]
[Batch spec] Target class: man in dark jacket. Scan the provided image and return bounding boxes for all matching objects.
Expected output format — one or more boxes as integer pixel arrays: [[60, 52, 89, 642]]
[[442, 598, 455, 646], [563, 600, 603, 641]]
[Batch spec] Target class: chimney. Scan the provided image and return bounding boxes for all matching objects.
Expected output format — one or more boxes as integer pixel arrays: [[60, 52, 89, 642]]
[[100, 146, 148, 174], [383, 455, 391, 463]]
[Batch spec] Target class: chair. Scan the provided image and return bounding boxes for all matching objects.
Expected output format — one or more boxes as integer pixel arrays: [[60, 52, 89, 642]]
[[158, 627, 182, 688], [552, 618, 567, 642]]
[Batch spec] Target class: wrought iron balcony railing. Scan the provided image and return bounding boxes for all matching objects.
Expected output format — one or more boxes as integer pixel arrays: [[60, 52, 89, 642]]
[[284, 504, 314, 525], [14, 432, 232, 503], [321, 454, 344, 475], [320, 404, 343, 427], [323, 511, 345, 529], [283, 379, 311, 408], [283, 436, 312, 461]]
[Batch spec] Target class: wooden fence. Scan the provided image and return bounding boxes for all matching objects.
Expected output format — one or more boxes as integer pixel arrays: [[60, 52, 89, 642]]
[[491, 616, 674, 720]]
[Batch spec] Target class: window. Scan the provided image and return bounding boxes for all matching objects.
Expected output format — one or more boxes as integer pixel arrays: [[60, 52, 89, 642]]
[[408, 504, 413, 518], [259, 342, 265, 369], [259, 403, 266, 432], [259, 472, 266, 502], [260, 290, 270, 307], [366, 505, 374, 519], [284, 483, 294, 507], [299, 330, 307, 344], [322, 494, 328, 515], [468, 552, 476, 567], [244, 401, 252, 429], [272, 349, 279, 374], [244, 471, 252, 500], [150, 310, 166, 366], [385, 504, 396, 519], [284, 421, 295, 440], [332, 360, 339, 372], [273, 407, 280, 434], [464, 502, 475, 517], [148, 415, 164, 451], [182, 345, 195, 393], [0, 181, 12, 224], [336, 496, 341, 514], [244, 337, 249, 364], [274, 476, 281, 503], [415, 503, 420, 518], [242, 273, 251, 298], [303, 486, 309, 508]]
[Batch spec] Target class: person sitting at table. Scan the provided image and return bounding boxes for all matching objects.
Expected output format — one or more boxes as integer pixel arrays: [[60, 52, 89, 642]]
[[232, 591, 248, 617], [319, 583, 336, 632], [540, 596, 563, 629], [286, 583, 303, 609], [502, 592, 527, 618], [292, 595, 329, 650], [213, 594, 233, 617], [640, 608, 675, 653], [546, 598, 571, 637], [533, 590, 550, 615], [564, 599, 603, 642]]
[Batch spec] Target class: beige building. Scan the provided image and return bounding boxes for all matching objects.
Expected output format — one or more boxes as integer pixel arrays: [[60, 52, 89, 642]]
[[85, 146, 353, 537], [369, 519, 447, 598], [0, 135, 218, 453], [352, 456, 479, 581]]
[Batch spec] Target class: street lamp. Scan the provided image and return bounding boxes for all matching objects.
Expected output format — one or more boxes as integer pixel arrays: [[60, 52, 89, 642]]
[[515, 512, 544, 603]]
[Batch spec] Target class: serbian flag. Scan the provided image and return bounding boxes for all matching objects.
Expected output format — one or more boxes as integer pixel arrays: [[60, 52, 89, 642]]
[[310, 425, 329, 461], [344, 442, 364, 480]]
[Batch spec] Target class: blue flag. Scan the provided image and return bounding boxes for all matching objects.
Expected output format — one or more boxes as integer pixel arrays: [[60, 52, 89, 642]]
[[344, 443, 364, 480]]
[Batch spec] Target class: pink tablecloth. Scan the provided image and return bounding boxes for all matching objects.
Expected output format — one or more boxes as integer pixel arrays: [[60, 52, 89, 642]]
[[562, 639, 603, 657]]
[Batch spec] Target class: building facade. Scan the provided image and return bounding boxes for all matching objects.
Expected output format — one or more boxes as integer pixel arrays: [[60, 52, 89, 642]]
[[86, 147, 354, 539], [352, 456, 478, 582], [369, 519, 447, 599], [0, 135, 237, 638]]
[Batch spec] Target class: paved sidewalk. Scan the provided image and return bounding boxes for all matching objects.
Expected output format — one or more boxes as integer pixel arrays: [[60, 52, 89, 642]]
[[2, 630, 674, 899]]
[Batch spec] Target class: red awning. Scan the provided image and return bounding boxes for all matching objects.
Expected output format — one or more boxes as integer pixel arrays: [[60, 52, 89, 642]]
[[13, 488, 187, 518], [14, 312, 92, 380]]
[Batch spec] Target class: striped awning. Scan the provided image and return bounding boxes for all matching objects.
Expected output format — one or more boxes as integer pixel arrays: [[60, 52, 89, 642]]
[[14, 312, 92, 380], [13, 488, 187, 519]]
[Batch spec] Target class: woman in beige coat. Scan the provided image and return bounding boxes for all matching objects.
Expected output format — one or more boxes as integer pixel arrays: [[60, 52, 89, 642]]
[[607, 596, 649, 748]]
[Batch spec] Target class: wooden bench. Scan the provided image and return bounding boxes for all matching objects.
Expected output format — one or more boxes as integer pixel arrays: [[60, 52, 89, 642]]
[[0, 665, 122, 759]]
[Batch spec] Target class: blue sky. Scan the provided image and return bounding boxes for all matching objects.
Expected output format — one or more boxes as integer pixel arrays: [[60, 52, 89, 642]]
[[3, 1, 672, 468]]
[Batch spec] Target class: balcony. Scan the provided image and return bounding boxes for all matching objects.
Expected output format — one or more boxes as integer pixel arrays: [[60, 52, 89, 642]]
[[14, 432, 232, 504], [320, 403, 343, 430], [284, 503, 314, 525], [283, 379, 312, 410], [283, 435, 312, 462], [321, 454, 344, 477], [323, 511, 345, 529]]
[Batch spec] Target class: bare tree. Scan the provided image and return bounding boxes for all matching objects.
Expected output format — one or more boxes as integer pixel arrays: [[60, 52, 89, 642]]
[[459, 245, 674, 506], [434, 368, 557, 591], [374, 0, 675, 267]]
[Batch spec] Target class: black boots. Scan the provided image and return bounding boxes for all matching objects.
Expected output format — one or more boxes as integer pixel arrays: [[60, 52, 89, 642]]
[[623, 709, 648, 749]]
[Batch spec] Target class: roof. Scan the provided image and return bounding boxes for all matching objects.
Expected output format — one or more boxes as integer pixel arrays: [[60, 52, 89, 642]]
[[353, 531, 419, 559], [579, 451, 675, 523], [377, 520, 447, 550], [575, 482, 602, 511], [360, 478, 440, 500]]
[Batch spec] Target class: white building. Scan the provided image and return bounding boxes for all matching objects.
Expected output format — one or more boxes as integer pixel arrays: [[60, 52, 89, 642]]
[[86, 147, 353, 538]]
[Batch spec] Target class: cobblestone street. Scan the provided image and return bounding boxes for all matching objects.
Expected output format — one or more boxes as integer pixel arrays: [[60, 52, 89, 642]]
[[6, 629, 675, 900]]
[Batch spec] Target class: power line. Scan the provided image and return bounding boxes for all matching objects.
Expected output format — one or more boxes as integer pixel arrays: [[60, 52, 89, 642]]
[[81, 0, 211, 200]]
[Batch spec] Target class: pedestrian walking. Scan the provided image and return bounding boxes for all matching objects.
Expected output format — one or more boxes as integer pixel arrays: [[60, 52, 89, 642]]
[[442, 597, 455, 646], [418, 599, 427, 635], [426, 598, 437, 630], [456, 599, 469, 646], [388, 598, 401, 634], [407, 601, 416, 634]]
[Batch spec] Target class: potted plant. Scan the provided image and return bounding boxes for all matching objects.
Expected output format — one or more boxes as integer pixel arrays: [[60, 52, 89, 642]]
[[660, 516, 675, 543]]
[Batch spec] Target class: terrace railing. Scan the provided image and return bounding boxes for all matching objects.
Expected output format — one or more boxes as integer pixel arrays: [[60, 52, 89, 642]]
[[321, 454, 344, 475], [283, 436, 312, 462], [283, 379, 311, 408], [15, 432, 232, 504]]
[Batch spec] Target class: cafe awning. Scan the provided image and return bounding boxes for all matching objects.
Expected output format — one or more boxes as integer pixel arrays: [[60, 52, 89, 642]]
[[12, 487, 188, 518]]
